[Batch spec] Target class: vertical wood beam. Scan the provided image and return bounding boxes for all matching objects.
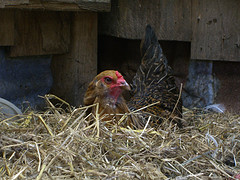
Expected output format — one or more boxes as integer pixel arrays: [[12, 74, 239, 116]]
[[0, 10, 14, 46], [51, 12, 97, 106]]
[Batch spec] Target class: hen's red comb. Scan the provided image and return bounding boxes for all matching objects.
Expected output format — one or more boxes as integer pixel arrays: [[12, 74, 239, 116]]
[[116, 71, 123, 78]]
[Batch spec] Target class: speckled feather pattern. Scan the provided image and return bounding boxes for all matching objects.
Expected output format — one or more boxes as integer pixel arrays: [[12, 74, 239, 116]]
[[127, 25, 182, 128]]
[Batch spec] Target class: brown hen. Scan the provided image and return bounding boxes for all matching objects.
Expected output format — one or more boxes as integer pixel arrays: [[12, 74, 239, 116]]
[[84, 70, 133, 126], [84, 25, 182, 128]]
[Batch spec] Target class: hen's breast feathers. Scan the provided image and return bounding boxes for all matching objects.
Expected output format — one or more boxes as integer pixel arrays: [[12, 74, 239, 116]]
[[127, 25, 182, 128]]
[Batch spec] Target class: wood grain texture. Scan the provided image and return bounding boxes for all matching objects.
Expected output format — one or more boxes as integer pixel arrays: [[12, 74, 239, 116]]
[[99, 0, 191, 41], [51, 12, 98, 106], [9, 11, 70, 57], [0, 0, 28, 8], [2, 0, 110, 12], [191, 0, 240, 61], [48, 0, 111, 11], [37, 12, 70, 53], [0, 10, 14, 46]]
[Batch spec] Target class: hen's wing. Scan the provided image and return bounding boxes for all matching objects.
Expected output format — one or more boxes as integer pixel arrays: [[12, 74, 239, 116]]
[[128, 25, 182, 128]]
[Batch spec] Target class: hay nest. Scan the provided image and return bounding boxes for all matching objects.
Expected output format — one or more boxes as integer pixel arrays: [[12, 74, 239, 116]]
[[0, 95, 239, 179]]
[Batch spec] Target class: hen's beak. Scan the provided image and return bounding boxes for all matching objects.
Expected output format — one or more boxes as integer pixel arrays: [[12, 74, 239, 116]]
[[117, 80, 131, 91]]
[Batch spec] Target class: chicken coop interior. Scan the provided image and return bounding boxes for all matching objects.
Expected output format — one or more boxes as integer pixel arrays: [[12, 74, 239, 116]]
[[1, 0, 240, 179], [1, 0, 239, 112]]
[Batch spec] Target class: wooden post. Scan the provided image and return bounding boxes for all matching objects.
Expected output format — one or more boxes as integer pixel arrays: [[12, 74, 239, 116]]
[[0, 10, 14, 46], [51, 12, 97, 106]]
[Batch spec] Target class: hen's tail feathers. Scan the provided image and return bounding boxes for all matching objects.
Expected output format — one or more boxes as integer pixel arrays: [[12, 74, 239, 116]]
[[131, 24, 170, 96], [129, 25, 182, 127], [140, 24, 160, 57]]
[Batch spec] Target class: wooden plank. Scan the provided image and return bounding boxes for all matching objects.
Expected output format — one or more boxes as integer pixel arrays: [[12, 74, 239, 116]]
[[9, 11, 42, 57], [51, 12, 98, 106], [37, 12, 70, 53], [50, 0, 109, 2], [0, 10, 14, 46], [99, 0, 191, 41], [9, 11, 70, 57], [191, 0, 240, 61], [47, 0, 110, 11], [0, 0, 28, 8], [2, 0, 110, 12]]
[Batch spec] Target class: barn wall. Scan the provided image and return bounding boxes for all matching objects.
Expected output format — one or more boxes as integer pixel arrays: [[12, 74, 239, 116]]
[[99, 0, 192, 41], [0, 10, 14, 46], [191, 0, 240, 61], [99, 0, 240, 61], [9, 11, 71, 57], [0, 9, 98, 107]]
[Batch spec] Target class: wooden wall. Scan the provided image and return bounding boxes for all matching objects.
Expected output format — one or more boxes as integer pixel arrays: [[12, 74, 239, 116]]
[[191, 0, 240, 61], [0, 0, 110, 106], [0, 10, 70, 56], [0, 10, 14, 46], [99, 0, 240, 61], [99, 0, 192, 42], [0, 0, 110, 11], [10, 11, 71, 57]]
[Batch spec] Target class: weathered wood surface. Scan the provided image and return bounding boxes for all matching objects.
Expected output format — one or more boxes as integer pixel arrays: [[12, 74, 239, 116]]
[[191, 0, 240, 61], [9, 11, 70, 57], [99, 0, 192, 41], [0, 10, 14, 46], [1, 0, 110, 12], [51, 12, 97, 106], [0, 0, 28, 8]]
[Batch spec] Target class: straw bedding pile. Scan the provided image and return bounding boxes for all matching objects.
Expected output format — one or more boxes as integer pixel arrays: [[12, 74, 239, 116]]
[[0, 95, 239, 179]]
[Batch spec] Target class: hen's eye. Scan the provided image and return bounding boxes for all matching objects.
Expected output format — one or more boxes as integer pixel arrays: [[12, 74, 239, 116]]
[[104, 77, 112, 84]]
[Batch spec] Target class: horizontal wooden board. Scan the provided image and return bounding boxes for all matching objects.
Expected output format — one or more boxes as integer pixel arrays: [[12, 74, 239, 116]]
[[191, 0, 240, 61], [99, 0, 192, 41], [0, 10, 14, 46], [1, 0, 110, 12], [9, 11, 70, 57], [0, 0, 28, 8]]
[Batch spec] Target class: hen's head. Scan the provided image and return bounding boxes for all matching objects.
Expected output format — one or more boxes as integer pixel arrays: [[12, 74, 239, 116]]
[[84, 70, 130, 106]]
